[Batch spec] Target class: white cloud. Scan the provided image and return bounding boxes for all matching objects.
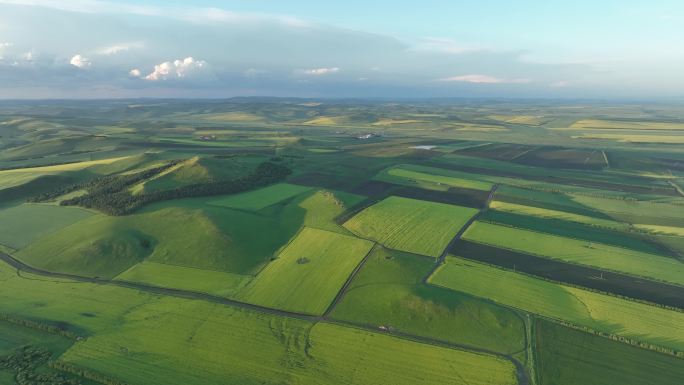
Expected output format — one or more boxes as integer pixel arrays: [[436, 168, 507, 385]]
[[0, 42, 11, 49], [550, 80, 569, 87], [142, 57, 207, 81], [129, 68, 142, 77], [70, 54, 91, 68], [302, 67, 339, 76], [97, 42, 143, 55], [439, 74, 531, 84]]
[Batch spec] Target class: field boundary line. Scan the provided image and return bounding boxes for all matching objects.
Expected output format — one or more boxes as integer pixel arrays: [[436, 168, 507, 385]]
[[450, 253, 684, 313], [428, 277, 684, 360], [322, 243, 377, 317], [0, 250, 532, 384], [421, 183, 499, 283], [460, 236, 684, 291]]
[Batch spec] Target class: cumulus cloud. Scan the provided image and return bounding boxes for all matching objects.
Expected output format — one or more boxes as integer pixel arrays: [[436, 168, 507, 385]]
[[70, 54, 91, 68], [301, 67, 340, 76], [439, 74, 531, 84], [128, 68, 141, 77], [139, 57, 207, 81]]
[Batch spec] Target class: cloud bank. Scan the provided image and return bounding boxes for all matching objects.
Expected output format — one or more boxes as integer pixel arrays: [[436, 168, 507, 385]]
[[0, 0, 648, 98]]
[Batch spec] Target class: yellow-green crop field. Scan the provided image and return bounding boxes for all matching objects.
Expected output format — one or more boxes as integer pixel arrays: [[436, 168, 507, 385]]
[[463, 221, 684, 286], [237, 227, 374, 314], [344, 196, 478, 257], [429, 257, 684, 352]]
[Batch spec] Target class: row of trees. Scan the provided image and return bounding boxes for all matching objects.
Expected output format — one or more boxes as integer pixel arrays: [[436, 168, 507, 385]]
[[0, 314, 78, 340], [27, 161, 183, 204], [54, 161, 292, 215], [50, 362, 128, 385]]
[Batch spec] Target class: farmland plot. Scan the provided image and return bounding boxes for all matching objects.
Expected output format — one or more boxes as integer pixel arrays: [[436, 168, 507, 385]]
[[330, 246, 526, 355], [208, 183, 311, 211], [343, 196, 478, 258], [58, 298, 518, 385], [463, 221, 684, 286], [237, 227, 374, 315], [376, 164, 493, 192], [429, 257, 684, 352], [536, 319, 684, 385]]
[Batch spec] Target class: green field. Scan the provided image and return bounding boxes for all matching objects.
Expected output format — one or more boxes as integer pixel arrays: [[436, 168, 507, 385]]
[[463, 221, 684, 285], [0, 260, 516, 385], [4, 100, 684, 384], [330, 246, 525, 354], [208, 183, 311, 211], [429, 257, 684, 352], [535, 319, 684, 385], [0, 204, 93, 250], [115, 261, 251, 297], [375, 164, 494, 191], [344, 196, 478, 257], [238, 227, 374, 314], [58, 299, 517, 385], [480, 210, 664, 255], [15, 198, 302, 278], [489, 200, 628, 230]]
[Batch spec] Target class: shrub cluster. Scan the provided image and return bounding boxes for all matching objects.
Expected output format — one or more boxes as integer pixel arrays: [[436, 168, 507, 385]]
[[1, 346, 80, 385]]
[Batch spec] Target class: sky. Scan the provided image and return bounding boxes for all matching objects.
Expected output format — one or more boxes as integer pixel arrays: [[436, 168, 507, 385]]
[[0, 0, 682, 99]]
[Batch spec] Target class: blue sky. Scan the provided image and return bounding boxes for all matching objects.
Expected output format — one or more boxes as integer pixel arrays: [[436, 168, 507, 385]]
[[0, 0, 682, 98]]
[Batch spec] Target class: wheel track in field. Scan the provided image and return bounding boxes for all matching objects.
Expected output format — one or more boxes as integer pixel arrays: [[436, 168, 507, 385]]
[[0, 250, 529, 385]]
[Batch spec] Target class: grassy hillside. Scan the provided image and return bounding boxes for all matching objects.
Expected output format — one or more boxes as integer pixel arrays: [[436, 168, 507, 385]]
[[0, 204, 93, 250], [330, 246, 526, 354]]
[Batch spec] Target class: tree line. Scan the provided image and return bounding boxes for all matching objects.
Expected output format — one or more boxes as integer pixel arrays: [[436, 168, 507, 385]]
[[30, 160, 292, 215]]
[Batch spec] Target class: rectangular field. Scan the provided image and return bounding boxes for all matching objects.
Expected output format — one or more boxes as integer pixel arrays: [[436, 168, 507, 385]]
[[208, 183, 311, 211], [343, 196, 478, 257], [535, 319, 684, 385], [375, 164, 493, 192], [488, 200, 628, 230], [463, 221, 684, 286], [570, 119, 684, 130], [237, 227, 374, 315], [429, 257, 684, 352]]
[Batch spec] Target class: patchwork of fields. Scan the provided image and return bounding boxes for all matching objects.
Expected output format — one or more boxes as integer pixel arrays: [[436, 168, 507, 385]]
[[343, 196, 478, 257], [3, 100, 684, 385], [463, 221, 684, 286], [429, 257, 684, 352]]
